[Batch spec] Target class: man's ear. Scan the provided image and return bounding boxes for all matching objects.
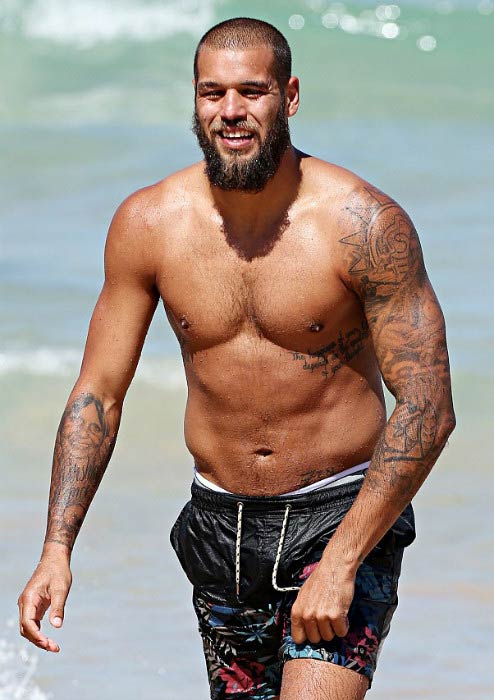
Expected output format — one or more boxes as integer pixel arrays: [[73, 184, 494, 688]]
[[286, 76, 300, 118]]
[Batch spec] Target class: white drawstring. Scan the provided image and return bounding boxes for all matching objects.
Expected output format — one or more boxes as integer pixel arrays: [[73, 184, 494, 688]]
[[235, 502, 243, 597], [272, 504, 300, 592], [235, 501, 301, 598]]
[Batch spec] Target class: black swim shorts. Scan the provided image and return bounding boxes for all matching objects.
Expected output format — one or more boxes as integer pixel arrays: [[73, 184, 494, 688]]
[[170, 477, 415, 699]]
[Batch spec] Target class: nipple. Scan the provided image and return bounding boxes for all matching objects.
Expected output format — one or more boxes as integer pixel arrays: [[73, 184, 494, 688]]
[[309, 322, 324, 333], [180, 317, 190, 330]]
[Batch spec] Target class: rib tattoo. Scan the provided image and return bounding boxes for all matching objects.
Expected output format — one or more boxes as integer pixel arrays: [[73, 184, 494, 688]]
[[45, 392, 119, 551], [290, 320, 370, 379]]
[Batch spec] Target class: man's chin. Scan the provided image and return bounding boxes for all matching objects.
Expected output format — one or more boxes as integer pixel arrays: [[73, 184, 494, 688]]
[[215, 139, 259, 159]]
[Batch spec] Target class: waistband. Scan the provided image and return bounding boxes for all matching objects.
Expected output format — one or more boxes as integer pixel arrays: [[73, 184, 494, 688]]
[[195, 460, 370, 496], [190, 473, 366, 514]]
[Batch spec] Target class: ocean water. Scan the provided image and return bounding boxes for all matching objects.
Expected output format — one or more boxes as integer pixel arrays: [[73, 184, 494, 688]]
[[1, 1, 493, 698]]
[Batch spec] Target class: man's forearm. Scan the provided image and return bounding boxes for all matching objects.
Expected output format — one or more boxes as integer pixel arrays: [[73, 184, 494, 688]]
[[326, 384, 455, 569], [44, 390, 121, 555]]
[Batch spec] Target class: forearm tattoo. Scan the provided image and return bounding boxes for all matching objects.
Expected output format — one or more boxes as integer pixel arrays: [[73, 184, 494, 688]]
[[340, 185, 454, 506], [45, 392, 119, 550]]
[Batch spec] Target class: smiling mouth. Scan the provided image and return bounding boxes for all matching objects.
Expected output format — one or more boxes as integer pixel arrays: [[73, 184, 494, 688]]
[[216, 130, 256, 149]]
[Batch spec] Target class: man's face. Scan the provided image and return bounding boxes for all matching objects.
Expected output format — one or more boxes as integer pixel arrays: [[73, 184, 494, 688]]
[[64, 401, 104, 457], [193, 46, 291, 193]]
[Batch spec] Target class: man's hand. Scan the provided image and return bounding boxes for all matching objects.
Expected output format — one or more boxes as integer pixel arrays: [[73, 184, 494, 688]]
[[290, 553, 357, 644], [18, 552, 72, 652]]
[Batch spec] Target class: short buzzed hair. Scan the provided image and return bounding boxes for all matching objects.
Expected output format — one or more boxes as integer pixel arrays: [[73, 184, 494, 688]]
[[194, 17, 292, 88]]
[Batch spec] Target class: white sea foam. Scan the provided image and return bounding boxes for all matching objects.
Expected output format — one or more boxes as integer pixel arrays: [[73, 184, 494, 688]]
[[0, 348, 81, 377], [0, 622, 51, 700], [0, 348, 186, 390], [3, 0, 216, 47]]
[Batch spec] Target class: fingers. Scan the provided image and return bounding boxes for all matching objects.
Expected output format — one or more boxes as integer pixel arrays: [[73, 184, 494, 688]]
[[49, 589, 68, 629], [332, 612, 350, 638], [290, 607, 307, 645], [18, 561, 71, 653], [317, 614, 338, 641], [305, 618, 326, 645], [290, 605, 349, 645], [18, 598, 60, 653]]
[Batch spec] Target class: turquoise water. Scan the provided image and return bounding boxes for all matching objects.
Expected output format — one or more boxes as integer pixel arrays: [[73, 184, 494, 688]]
[[1, 1, 493, 698]]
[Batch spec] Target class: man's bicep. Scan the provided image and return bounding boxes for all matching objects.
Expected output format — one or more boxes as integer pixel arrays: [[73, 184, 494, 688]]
[[339, 184, 452, 399], [79, 280, 158, 400], [369, 277, 451, 407], [76, 194, 160, 402]]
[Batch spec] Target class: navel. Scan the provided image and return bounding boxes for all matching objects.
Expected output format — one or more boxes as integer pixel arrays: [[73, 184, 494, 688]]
[[309, 321, 324, 333], [254, 448, 273, 457]]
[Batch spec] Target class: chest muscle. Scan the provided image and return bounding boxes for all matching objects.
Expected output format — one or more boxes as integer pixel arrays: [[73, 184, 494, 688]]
[[157, 224, 363, 357]]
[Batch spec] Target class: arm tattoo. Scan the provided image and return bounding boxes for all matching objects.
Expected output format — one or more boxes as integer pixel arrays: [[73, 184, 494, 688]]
[[45, 392, 119, 551], [340, 186, 423, 318], [339, 185, 454, 507]]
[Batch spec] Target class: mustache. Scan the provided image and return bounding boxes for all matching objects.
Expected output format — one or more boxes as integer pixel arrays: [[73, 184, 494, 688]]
[[210, 121, 260, 136]]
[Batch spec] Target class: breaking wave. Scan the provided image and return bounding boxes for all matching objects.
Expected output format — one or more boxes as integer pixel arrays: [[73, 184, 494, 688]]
[[0, 0, 216, 46], [0, 348, 186, 390], [0, 620, 52, 700]]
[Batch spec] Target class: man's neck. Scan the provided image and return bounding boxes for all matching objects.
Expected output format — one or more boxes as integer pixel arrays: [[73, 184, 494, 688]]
[[208, 147, 302, 248]]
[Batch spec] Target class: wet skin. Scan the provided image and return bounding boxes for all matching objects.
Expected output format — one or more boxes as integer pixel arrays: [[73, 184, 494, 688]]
[[184, 46, 384, 493], [161, 158, 386, 495], [18, 45, 454, 661]]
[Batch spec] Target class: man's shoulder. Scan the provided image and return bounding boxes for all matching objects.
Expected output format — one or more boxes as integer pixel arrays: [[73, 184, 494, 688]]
[[299, 155, 418, 284], [302, 155, 414, 246], [300, 154, 400, 216], [112, 162, 205, 233]]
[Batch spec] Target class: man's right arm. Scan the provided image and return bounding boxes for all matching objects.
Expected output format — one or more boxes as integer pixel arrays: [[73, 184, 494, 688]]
[[18, 190, 160, 652]]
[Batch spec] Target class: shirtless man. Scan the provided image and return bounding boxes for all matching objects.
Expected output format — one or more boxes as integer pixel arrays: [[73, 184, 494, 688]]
[[18, 18, 455, 700]]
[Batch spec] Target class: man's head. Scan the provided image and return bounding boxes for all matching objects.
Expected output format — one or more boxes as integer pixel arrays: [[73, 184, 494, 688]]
[[194, 17, 292, 90], [192, 18, 299, 193]]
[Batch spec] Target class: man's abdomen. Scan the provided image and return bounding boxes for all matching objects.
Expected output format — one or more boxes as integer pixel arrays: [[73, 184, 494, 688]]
[[182, 334, 386, 496]]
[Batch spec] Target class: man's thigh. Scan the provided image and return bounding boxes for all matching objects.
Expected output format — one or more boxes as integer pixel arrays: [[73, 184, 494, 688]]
[[281, 659, 369, 700]]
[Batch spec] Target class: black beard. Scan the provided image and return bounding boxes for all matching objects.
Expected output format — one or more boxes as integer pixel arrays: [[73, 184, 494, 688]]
[[192, 102, 290, 193]]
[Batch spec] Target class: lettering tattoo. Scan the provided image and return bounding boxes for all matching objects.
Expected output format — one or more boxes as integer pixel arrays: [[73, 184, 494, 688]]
[[338, 185, 454, 507], [291, 320, 370, 379], [164, 308, 193, 364], [178, 332, 193, 364], [45, 393, 118, 551]]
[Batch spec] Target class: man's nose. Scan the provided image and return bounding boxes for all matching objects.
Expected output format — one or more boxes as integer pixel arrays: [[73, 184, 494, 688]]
[[220, 89, 247, 122]]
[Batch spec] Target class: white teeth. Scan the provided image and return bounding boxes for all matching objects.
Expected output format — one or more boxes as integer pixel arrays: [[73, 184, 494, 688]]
[[221, 131, 252, 139]]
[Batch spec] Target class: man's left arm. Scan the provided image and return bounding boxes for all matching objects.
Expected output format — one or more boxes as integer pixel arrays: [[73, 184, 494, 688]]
[[291, 185, 455, 644]]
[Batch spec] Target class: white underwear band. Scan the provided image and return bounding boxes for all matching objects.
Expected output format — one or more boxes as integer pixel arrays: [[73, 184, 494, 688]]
[[194, 460, 370, 496]]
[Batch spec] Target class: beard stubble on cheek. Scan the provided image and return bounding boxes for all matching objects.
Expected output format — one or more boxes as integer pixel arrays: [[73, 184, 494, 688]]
[[192, 100, 291, 193]]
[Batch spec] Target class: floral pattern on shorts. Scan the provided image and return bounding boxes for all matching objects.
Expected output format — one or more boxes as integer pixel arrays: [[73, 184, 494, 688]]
[[194, 593, 283, 699], [281, 552, 401, 680], [194, 546, 401, 699]]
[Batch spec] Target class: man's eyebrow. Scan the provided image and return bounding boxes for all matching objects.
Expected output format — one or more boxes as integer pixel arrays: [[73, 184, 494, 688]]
[[196, 80, 271, 90], [197, 81, 222, 90], [239, 80, 270, 89]]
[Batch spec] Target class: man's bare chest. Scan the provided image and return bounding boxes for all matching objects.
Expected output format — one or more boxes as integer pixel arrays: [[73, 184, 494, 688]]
[[155, 223, 364, 356]]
